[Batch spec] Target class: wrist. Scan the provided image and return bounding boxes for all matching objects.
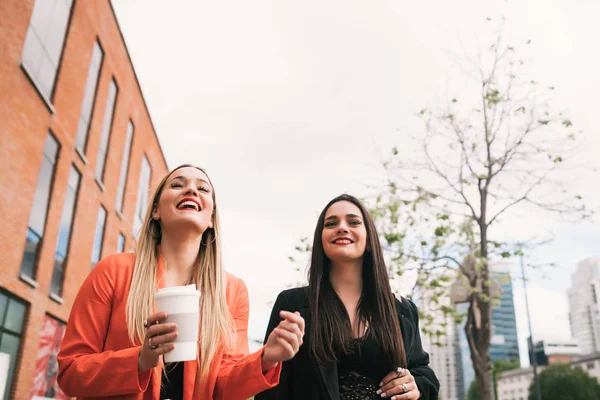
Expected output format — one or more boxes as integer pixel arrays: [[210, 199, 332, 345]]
[[261, 351, 279, 372], [138, 350, 148, 373]]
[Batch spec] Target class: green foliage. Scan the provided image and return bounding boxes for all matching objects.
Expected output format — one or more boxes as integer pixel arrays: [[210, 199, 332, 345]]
[[484, 89, 501, 105], [467, 380, 479, 400], [529, 364, 600, 400]]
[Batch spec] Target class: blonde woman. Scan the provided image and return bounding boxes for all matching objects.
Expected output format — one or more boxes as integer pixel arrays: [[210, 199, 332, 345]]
[[58, 165, 304, 399]]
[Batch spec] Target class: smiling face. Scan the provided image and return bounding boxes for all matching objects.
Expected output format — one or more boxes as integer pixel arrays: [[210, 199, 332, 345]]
[[321, 200, 368, 264], [152, 166, 214, 235]]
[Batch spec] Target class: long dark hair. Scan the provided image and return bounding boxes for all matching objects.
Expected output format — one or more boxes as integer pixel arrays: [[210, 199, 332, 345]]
[[308, 194, 407, 368]]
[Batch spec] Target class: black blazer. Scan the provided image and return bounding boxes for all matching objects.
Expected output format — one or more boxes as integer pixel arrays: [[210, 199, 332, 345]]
[[255, 287, 440, 400]]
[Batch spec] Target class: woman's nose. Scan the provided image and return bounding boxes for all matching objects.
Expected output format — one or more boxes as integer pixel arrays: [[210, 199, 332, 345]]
[[336, 222, 349, 233], [184, 184, 198, 196]]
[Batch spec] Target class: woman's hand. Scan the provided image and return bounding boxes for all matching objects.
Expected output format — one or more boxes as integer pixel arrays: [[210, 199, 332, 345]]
[[261, 311, 305, 371], [377, 367, 421, 399], [138, 312, 178, 373]]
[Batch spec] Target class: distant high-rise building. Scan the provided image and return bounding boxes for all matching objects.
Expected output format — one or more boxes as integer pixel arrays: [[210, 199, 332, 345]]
[[490, 263, 520, 362], [418, 289, 465, 400], [452, 262, 520, 393], [455, 301, 475, 395], [567, 258, 600, 355]]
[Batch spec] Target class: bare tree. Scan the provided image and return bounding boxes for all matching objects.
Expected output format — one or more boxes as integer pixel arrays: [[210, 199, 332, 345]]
[[372, 26, 592, 400]]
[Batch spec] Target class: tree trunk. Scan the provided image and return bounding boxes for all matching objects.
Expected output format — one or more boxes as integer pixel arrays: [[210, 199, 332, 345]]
[[474, 357, 495, 400], [473, 220, 494, 399]]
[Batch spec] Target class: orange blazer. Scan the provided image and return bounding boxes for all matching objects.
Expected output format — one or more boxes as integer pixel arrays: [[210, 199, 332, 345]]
[[57, 253, 281, 399]]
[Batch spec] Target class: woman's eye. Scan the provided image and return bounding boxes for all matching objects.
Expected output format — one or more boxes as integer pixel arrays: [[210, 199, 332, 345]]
[[198, 186, 210, 193], [171, 182, 183, 188], [324, 222, 336, 227], [350, 220, 362, 226]]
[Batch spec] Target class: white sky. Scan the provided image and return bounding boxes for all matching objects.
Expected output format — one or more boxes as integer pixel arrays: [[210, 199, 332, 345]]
[[111, 0, 600, 364]]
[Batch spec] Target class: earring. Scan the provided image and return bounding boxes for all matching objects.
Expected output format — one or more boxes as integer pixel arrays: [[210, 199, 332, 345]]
[[201, 231, 217, 246]]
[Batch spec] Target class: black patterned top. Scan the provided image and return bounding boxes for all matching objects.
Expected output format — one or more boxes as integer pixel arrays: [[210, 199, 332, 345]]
[[338, 335, 388, 400], [160, 362, 184, 400]]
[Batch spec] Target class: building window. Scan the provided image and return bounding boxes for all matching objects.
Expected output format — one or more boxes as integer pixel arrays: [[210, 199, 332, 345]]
[[117, 233, 126, 253], [592, 284, 598, 304], [74, 40, 104, 156], [20, 132, 60, 280], [115, 120, 134, 213], [133, 155, 151, 235], [0, 290, 28, 400], [30, 315, 66, 399], [95, 79, 118, 183], [91, 207, 107, 269], [50, 166, 81, 296], [587, 362, 595, 369], [21, 0, 73, 101]]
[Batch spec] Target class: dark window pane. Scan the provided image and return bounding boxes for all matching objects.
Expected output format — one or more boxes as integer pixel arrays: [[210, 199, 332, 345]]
[[45, 0, 70, 65], [36, 52, 56, 98], [117, 234, 125, 253], [115, 121, 134, 212], [19, 133, 59, 288], [91, 207, 107, 268], [27, 133, 59, 236], [21, 29, 44, 76], [28, 0, 54, 38], [51, 167, 80, 295], [21, 0, 72, 99], [50, 256, 65, 296], [133, 156, 151, 235], [74, 41, 103, 153], [95, 79, 118, 181], [4, 300, 26, 334], [19, 229, 42, 279], [0, 333, 21, 400], [0, 294, 6, 326]]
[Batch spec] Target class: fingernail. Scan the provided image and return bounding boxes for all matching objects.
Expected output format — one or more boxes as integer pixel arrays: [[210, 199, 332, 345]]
[[379, 382, 383, 387], [391, 397, 396, 400], [376, 389, 382, 395], [380, 393, 386, 398]]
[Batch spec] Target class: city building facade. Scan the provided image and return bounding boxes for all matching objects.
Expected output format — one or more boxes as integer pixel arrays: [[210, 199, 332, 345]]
[[0, 1, 168, 399], [567, 258, 600, 355], [418, 287, 465, 400]]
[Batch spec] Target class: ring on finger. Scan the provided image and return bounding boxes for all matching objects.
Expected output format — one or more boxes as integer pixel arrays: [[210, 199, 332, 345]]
[[143, 320, 149, 329], [149, 337, 158, 350], [401, 383, 408, 393], [397, 367, 405, 377]]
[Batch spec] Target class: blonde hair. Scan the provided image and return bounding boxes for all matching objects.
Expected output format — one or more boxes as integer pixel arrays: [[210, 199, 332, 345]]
[[125, 164, 235, 379]]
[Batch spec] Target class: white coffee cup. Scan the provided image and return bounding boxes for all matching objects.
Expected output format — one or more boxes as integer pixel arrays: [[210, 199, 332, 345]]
[[154, 284, 200, 363]]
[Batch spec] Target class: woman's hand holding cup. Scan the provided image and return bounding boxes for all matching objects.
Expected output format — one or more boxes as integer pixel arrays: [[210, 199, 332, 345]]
[[262, 311, 305, 371], [138, 312, 178, 373]]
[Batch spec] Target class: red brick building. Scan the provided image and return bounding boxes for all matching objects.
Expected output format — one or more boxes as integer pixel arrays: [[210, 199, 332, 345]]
[[0, 1, 169, 398]]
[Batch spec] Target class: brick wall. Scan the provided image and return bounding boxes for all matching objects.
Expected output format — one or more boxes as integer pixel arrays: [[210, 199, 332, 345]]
[[0, 1, 168, 398]]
